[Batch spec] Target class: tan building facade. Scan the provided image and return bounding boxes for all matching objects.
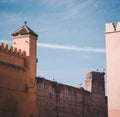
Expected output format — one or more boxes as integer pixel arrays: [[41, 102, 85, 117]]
[[106, 22, 120, 117]]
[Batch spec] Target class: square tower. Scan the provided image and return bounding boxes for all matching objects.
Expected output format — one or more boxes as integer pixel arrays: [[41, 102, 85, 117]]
[[11, 22, 38, 78], [106, 22, 120, 117]]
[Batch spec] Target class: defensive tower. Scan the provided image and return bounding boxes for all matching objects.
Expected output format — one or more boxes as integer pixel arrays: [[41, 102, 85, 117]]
[[11, 22, 38, 78], [0, 22, 39, 117], [106, 21, 120, 117]]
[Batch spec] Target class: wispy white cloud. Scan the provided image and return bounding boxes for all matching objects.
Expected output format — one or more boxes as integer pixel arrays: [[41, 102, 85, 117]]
[[62, 0, 99, 20], [34, 0, 81, 21], [39, 0, 98, 20], [0, 40, 105, 53], [37, 42, 105, 53]]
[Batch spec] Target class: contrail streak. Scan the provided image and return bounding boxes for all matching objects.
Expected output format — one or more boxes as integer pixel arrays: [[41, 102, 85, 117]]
[[0, 40, 105, 53], [37, 43, 106, 53]]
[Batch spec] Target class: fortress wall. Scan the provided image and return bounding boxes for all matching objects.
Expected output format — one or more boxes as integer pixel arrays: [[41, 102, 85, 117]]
[[0, 43, 26, 68], [0, 62, 28, 117], [37, 78, 84, 117], [37, 77, 107, 117], [0, 24, 39, 117], [0, 59, 38, 117]]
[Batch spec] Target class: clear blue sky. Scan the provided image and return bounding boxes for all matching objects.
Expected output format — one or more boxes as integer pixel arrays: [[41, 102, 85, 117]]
[[0, 0, 120, 87]]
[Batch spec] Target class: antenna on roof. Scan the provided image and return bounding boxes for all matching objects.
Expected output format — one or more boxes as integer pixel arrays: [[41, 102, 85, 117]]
[[24, 21, 27, 26]]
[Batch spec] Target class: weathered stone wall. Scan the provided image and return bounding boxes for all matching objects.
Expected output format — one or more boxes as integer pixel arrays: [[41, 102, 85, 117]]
[[37, 71, 107, 117]]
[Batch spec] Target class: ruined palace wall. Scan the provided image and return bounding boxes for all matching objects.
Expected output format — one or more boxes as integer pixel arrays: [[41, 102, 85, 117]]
[[37, 78, 85, 117], [37, 76, 107, 117], [84, 72, 107, 117]]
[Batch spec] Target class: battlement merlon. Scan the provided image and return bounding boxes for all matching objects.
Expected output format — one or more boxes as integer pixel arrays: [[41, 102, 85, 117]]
[[105, 22, 120, 33], [0, 42, 26, 58], [0, 42, 27, 68]]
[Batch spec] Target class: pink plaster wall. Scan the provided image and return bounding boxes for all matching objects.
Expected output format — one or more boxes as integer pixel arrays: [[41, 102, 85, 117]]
[[106, 22, 120, 117]]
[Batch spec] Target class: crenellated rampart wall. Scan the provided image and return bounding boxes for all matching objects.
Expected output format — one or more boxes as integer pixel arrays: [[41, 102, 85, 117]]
[[0, 42, 26, 68]]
